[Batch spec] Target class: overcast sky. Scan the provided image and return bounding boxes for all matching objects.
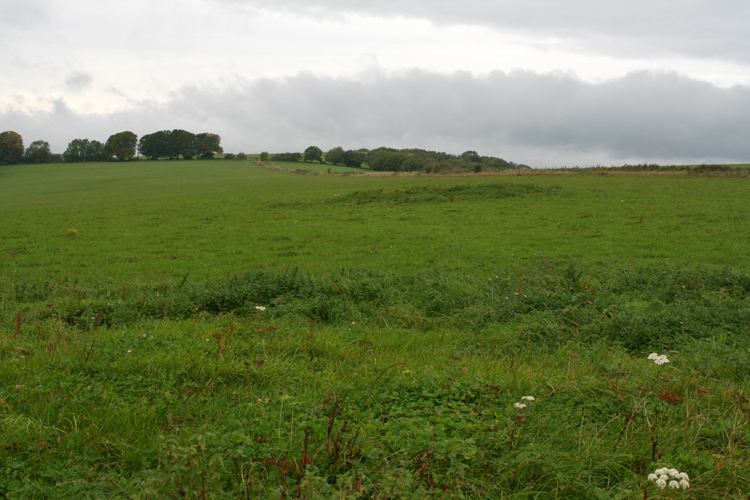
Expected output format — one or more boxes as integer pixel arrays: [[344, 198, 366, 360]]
[[1, 0, 749, 167]]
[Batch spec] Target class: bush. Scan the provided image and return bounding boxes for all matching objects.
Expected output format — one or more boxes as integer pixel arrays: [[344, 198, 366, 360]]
[[272, 152, 302, 162]]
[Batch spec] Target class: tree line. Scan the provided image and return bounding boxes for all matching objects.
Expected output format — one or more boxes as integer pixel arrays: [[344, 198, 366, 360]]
[[0, 129, 223, 165], [270, 146, 530, 172]]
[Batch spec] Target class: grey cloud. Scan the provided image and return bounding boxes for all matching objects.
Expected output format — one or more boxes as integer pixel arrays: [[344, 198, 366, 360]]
[[219, 0, 750, 64], [0, 0, 48, 30], [3, 70, 749, 167], [65, 72, 93, 92]]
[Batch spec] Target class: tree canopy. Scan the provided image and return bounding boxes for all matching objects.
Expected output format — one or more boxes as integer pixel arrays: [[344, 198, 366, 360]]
[[366, 147, 526, 173], [272, 152, 302, 162], [63, 139, 107, 162], [105, 131, 138, 161], [304, 145, 323, 163], [195, 133, 223, 159], [24, 140, 53, 164], [138, 130, 222, 160], [0, 131, 24, 165], [343, 149, 366, 168], [325, 147, 346, 166]]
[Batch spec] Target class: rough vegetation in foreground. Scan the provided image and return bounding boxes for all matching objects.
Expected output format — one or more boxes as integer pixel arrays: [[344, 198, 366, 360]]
[[2, 263, 749, 498]]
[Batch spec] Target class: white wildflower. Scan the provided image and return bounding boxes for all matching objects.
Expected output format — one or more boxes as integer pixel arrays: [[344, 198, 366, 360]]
[[648, 353, 670, 365], [654, 355, 670, 365], [127, 350, 132, 354], [649, 467, 690, 491], [255, 306, 266, 311], [521, 396, 535, 401], [514, 402, 527, 409]]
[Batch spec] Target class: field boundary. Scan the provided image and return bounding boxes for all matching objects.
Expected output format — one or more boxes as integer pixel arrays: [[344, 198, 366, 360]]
[[251, 158, 750, 178]]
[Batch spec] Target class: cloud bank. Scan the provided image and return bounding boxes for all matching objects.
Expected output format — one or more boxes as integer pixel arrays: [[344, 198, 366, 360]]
[[221, 0, 750, 65], [5, 69, 749, 167]]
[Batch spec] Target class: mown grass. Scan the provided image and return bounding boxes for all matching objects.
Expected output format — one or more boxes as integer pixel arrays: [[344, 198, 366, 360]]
[[1, 160, 749, 498]]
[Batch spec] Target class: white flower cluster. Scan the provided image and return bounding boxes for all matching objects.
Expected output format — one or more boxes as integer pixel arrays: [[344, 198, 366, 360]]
[[648, 467, 689, 490], [255, 306, 266, 311], [647, 353, 670, 365], [514, 396, 535, 409]]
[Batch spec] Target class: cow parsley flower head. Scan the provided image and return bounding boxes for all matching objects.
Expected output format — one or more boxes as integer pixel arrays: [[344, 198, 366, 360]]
[[648, 467, 689, 490], [514, 402, 527, 409], [521, 396, 535, 401], [647, 353, 670, 365], [255, 306, 266, 311]]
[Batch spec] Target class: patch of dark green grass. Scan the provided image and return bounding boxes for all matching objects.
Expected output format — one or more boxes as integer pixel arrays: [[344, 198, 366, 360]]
[[334, 182, 560, 205], [7, 263, 750, 354]]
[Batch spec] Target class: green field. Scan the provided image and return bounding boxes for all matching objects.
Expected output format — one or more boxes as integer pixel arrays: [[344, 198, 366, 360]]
[[2, 160, 749, 282], [1, 160, 749, 498]]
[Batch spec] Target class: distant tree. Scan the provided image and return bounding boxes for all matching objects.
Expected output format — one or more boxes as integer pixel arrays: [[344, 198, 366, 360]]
[[325, 146, 346, 165], [24, 140, 53, 164], [63, 139, 86, 162], [344, 150, 366, 168], [460, 150, 481, 163], [64, 138, 107, 162], [86, 140, 107, 162], [237, 152, 248, 160], [368, 149, 405, 171], [138, 131, 170, 160], [170, 129, 197, 159], [260, 151, 269, 162], [224, 153, 236, 160], [105, 131, 138, 160], [0, 131, 24, 165], [400, 156, 426, 172], [195, 133, 222, 159], [304, 145, 323, 163]]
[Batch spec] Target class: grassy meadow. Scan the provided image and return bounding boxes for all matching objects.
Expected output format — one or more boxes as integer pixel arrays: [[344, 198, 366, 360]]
[[1, 160, 749, 499]]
